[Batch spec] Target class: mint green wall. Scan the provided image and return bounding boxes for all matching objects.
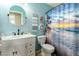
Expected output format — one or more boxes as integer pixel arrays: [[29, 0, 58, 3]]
[[0, 3, 52, 36], [28, 3, 52, 35]]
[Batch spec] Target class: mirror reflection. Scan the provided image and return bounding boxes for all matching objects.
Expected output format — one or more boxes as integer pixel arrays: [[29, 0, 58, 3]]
[[9, 5, 26, 26]]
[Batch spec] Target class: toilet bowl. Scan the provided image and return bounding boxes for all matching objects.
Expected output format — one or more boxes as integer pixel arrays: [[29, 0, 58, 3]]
[[42, 44, 55, 53], [37, 35, 55, 56], [41, 44, 55, 56]]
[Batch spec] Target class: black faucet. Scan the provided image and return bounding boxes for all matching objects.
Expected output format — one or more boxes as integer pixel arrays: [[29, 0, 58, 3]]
[[13, 29, 24, 35], [17, 29, 20, 35]]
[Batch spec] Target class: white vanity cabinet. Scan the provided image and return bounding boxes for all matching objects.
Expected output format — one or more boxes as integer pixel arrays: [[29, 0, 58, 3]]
[[0, 35, 36, 56]]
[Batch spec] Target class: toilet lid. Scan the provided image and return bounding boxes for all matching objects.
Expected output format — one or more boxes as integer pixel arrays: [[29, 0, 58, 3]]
[[42, 44, 55, 51]]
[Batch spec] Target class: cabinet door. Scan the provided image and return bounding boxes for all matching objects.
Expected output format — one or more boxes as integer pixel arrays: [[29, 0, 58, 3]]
[[12, 39, 28, 56], [27, 37, 35, 56], [1, 39, 28, 56], [13, 43, 27, 56], [1, 40, 13, 56]]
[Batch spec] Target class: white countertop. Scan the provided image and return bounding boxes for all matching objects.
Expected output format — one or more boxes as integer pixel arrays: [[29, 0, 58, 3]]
[[1, 34, 36, 40]]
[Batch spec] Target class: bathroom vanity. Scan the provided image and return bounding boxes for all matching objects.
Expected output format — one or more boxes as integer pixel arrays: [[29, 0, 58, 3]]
[[0, 34, 36, 56]]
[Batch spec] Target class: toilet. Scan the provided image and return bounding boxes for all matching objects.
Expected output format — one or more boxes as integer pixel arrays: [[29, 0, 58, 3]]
[[37, 35, 55, 56]]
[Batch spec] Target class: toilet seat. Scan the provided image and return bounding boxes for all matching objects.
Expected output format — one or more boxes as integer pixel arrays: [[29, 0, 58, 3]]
[[41, 44, 55, 53]]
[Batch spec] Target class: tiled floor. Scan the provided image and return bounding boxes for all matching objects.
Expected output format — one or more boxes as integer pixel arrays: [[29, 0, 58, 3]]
[[36, 49, 41, 56], [36, 49, 56, 56]]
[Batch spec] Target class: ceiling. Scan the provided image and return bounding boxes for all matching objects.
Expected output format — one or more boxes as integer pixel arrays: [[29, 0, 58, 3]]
[[46, 3, 61, 8]]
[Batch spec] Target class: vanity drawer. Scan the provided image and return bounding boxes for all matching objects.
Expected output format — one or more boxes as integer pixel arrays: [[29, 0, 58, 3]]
[[12, 38, 26, 45], [27, 38, 35, 44], [2, 40, 13, 47], [27, 49, 35, 56]]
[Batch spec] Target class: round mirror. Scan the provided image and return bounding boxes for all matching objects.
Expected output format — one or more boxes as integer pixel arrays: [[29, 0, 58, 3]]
[[9, 5, 26, 26]]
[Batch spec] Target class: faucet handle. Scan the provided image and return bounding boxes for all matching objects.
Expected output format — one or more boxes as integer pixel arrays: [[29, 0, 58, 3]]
[[12, 32, 16, 35], [21, 32, 24, 35]]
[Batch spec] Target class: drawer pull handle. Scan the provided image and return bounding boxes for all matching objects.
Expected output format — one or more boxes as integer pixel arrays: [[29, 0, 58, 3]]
[[0, 51, 1, 55], [30, 50, 32, 53], [13, 51, 17, 55], [13, 52, 14, 55], [30, 44, 32, 46], [25, 45, 27, 48], [15, 51, 17, 54]]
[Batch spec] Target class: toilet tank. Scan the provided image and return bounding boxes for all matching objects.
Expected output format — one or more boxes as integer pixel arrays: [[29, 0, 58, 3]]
[[37, 35, 46, 45]]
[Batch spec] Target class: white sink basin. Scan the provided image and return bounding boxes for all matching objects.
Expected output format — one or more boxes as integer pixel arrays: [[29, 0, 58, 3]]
[[1, 34, 36, 40]]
